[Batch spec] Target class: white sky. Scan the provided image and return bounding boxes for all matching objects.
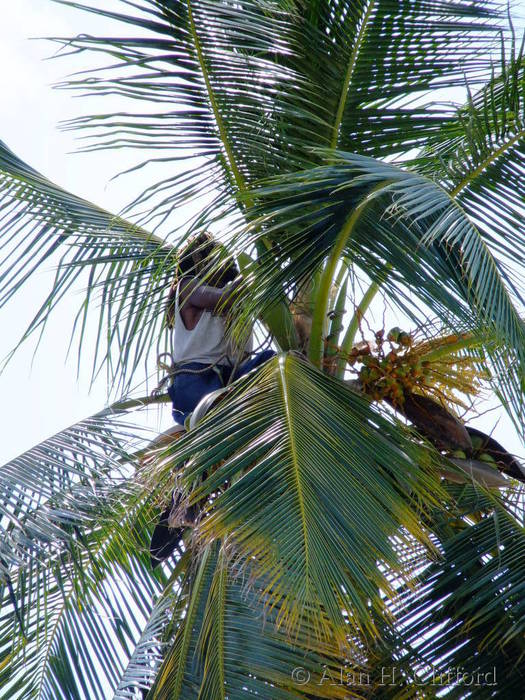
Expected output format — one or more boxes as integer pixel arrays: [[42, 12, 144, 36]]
[[1, 0, 525, 467]]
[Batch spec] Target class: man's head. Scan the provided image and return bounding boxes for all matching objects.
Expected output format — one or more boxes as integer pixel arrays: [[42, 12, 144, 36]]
[[165, 233, 239, 328], [177, 232, 238, 285]]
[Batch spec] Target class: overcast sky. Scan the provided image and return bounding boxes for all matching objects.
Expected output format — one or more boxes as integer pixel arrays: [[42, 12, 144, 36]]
[[1, 0, 524, 467]]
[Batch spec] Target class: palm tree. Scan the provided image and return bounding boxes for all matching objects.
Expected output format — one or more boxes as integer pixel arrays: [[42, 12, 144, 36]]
[[2, 0, 525, 697]]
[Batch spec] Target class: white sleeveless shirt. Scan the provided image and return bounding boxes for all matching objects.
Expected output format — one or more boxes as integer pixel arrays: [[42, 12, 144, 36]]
[[172, 283, 252, 366]]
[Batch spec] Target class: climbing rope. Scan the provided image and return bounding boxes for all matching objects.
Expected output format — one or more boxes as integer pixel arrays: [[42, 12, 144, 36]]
[[151, 331, 273, 397], [151, 352, 228, 397]]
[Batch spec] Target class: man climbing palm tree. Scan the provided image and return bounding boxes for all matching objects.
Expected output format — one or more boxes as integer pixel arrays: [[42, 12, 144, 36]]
[[164, 232, 273, 425]]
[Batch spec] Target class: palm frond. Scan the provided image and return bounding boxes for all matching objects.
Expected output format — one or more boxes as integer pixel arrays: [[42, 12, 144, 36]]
[[0, 140, 174, 394], [51, 0, 505, 224], [114, 554, 189, 700], [152, 353, 447, 645], [237, 151, 525, 424], [281, 0, 504, 158], [415, 43, 525, 308], [384, 485, 525, 697], [0, 393, 163, 541], [0, 396, 174, 700], [150, 541, 358, 700]]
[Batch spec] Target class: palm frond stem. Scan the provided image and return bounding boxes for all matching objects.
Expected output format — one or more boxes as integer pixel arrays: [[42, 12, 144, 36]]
[[98, 392, 169, 416], [308, 181, 390, 366], [186, 0, 248, 202], [330, 0, 376, 151], [336, 276, 383, 378], [450, 125, 525, 197]]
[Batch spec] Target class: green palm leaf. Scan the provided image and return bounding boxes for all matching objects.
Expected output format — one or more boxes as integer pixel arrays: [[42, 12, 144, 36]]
[[0, 393, 162, 537], [150, 541, 357, 700], [382, 486, 525, 697], [237, 151, 525, 423], [51, 0, 505, 218], [114, 555, 189, 700], [0, 140, 174, 393], [0, 396, 173, 699], [414, 44, 525, 312], [155, 354, 446, 644], [278, 0, 503, 159]]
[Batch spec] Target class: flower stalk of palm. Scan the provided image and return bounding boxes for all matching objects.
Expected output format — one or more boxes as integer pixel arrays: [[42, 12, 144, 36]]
[[352, 329, 484, 408]]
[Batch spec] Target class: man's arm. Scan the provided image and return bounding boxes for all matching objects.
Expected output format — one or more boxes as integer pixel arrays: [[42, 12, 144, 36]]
[[178, 276, 240, 313]]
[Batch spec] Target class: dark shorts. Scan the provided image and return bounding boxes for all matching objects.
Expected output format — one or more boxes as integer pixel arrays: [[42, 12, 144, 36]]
[[168, 349, 275, 425]]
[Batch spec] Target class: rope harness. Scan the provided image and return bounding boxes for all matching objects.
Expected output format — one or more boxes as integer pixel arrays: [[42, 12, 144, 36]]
[[151, 352, 228, 398], [152, 332, 272, 399]]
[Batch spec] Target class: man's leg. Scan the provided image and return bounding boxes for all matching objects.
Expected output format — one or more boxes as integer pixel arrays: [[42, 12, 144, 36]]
[[232, 349, 275, 381], [169, 366, 224, 424]]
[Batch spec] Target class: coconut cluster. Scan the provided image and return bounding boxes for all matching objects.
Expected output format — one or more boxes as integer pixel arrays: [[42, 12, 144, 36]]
[[351, 328, 431, 405]]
